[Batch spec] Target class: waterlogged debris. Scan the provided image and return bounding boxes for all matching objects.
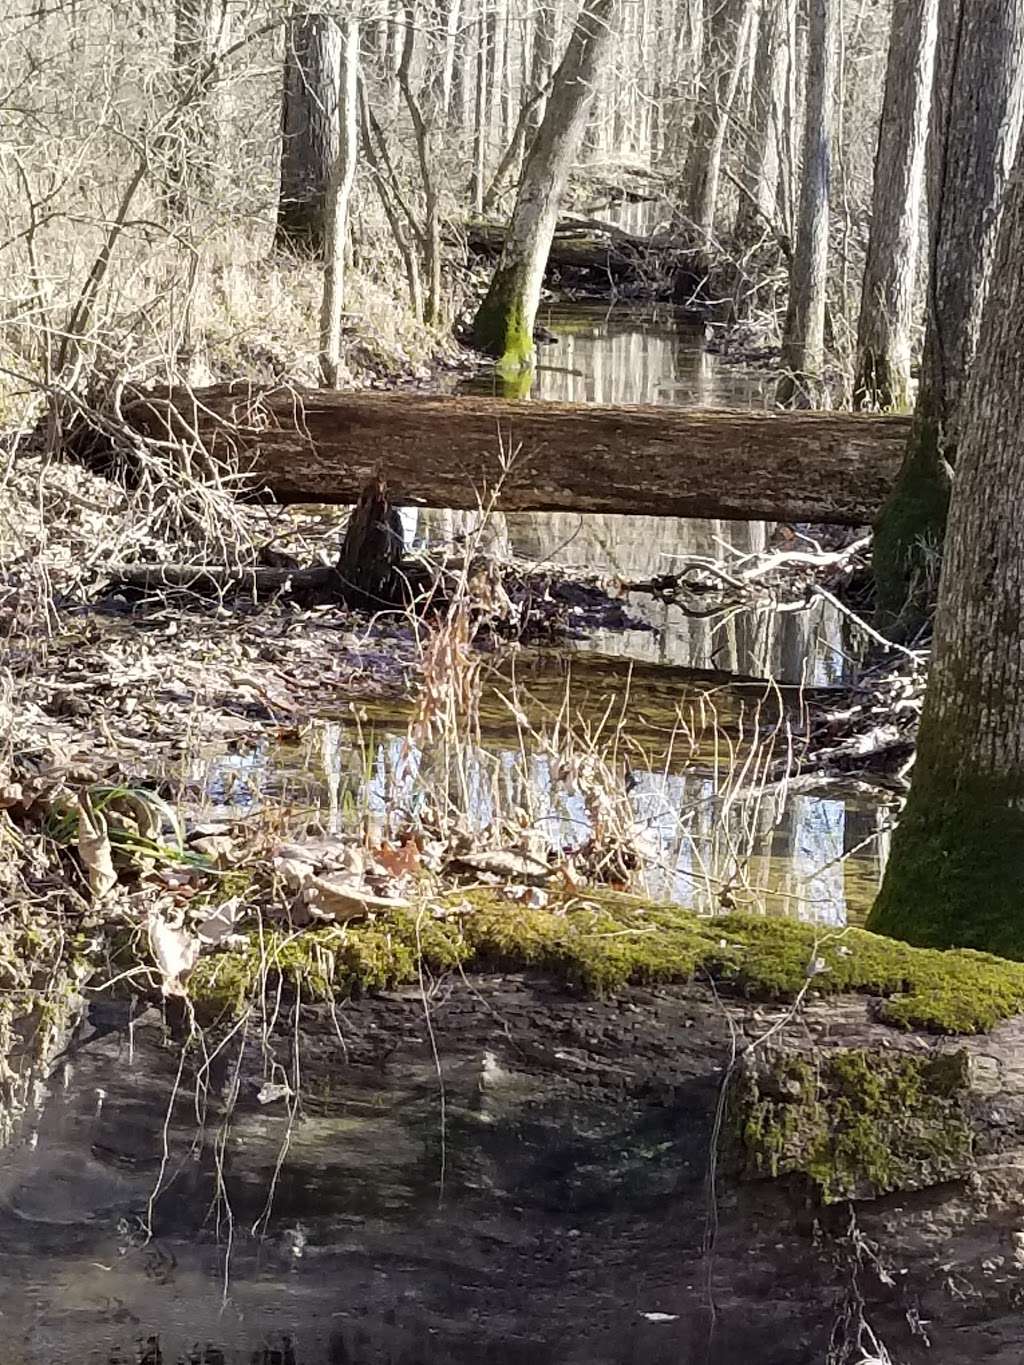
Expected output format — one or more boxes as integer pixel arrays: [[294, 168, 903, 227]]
[[77, 793, 117, 900], [640, 1313, 679, 1324]]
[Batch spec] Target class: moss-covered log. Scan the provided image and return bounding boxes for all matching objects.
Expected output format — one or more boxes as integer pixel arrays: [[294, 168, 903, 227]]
[[115, 385, 911, 525]]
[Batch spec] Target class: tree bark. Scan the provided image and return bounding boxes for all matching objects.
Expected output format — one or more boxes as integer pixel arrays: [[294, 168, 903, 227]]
[[468, 0, 618, 371], [734, 0, 790, 246], [867, 156, 1024, 961], [872, 0, 1024, 625], [775, 0, 839, 408], [852, 0, 937, 413], [319, 16, 360, 387], [682, 0, 756, 241], [164, 0, 228, 217], [275, 13, 341, 255], [117, 385, 909, 525]]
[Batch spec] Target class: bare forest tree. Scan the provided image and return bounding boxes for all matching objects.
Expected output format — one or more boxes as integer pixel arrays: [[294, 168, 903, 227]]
[[682, 0, 756, 241], [775, 0, 838, 407], [165, 0, 229, 216], [469, 0, 618, 371], [734, 0, 792, 247], [853, 0, 937, 412], [873, 0, 1024, 625], [867, 146, 1024, 959], [276, 12, 342, 254], [320, 14, 360, 385]]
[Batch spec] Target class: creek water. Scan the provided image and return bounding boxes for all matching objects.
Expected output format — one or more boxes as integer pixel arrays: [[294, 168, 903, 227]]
[[1, 302, 893, 1365]]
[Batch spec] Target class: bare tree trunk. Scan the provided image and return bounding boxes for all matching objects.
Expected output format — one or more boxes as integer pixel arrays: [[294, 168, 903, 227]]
[[775, 0, 839, 408], [526, 0, 556, 145], [734, 0, 789, 245], [275, 13, 342, 255], [873, 0, 1024, 625], [164, 0, 227, 217], [852, 0, 938, 412], [320, 16, 360, 387], [681, 0, 756, 239], [867, 144, 1024, 960], [397, 2, 444, 324], [469, 0, 618, 371], [469, 11, 489, 212]]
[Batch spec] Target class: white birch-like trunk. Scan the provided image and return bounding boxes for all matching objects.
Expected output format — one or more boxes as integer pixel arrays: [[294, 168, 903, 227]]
[[776, 0, 839, 407], [852, 0, 938, 411], [320, 16, 360, 388]]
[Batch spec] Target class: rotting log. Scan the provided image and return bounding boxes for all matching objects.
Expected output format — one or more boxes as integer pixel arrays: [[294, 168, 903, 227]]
[[116, 385, 911, 525]]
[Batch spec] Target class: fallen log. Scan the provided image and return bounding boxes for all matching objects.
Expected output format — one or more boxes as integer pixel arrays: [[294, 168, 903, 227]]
[[111, 386, 910, 525]]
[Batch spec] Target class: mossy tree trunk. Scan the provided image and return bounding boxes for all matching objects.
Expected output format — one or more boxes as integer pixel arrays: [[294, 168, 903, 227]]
[[868, 157, 1024, 960], [873, 0, 1024, 627], [275, 13, 341, 256], [775, 0, 838, 408], [852, 0, 937, 414], [468, 0, 618, 372]]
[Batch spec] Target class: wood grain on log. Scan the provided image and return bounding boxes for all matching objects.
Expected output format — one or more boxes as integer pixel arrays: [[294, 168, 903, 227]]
[[126, 385, 912, 525]]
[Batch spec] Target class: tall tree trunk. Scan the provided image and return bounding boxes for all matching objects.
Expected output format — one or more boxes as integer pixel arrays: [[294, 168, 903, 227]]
[[468, 0, 618, 372], [866, 144, 1024, 961], [734, 0, 790, 245], [852, 0, 938, 412], [682, 0, 756, 240], [468, 11, 489, 212], [526, 0, 556, 145], [165, 0, 227, 217], [275, 13, 342, 255], [320, 16, 360, 387], [872, 0, 1024, 625], [775, 0, 839, 408]]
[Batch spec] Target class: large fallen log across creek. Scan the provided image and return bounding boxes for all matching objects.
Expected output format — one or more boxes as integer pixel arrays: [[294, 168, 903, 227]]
[[120, 385, 911, 525]]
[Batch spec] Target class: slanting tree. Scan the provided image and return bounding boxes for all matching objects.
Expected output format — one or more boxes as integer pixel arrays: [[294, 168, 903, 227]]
[[775, 0, 838, 408], [320, 14, 360, 386], [853, 0, 937, 412], [867, 154, 1024, 960], [275, 12, 341, 255], [469, 0, 617, 373], [872, 0, 1024, 624]]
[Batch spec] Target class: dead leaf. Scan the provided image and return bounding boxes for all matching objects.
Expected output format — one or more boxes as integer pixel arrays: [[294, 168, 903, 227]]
[[0, 782, 24, 809], [195, 897, 245, 946], [147, 911, 200, 997], [306, 875, 409, 921], [374, 840, 421, 881], [450, 849, 552, 885], [77, 793, 117, 900], [256, 1080, 293, 1105]]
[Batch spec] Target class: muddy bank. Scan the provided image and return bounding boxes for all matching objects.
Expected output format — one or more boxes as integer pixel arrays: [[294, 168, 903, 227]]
[[6, 944, 1024, 1364]]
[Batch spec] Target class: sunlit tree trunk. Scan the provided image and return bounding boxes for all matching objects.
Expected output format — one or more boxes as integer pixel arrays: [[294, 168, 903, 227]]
[[867, 152, 1024, 960], [734, 0, 789, 245], [873, 0, 1024, 625], [165, 0, 227, 217], [853, 0, 938, 412], [469, 0, 618, 372], [468, 11, 489, 212], [775, 0, 839, 408], [682, 0, 756, 239], [526, 0, 556, 145], [275, 13, 341, 255], [320, 16, 359, 386]]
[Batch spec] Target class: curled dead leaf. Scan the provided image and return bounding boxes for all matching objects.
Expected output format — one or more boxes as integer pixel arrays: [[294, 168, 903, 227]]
[[77, 793, 118, 901]]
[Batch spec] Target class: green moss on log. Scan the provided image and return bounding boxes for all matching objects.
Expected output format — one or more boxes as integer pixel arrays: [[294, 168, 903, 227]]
[[736, 1046, 972, 1202], [873, 413, 951, 630], [867, 775, 1024, 962], [187, 892, 1024, 1034]]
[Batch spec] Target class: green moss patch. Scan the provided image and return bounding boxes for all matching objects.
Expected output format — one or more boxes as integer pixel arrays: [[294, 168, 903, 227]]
[[187, 892, 1024, 1035], [736, 1047, 973, 1202]]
